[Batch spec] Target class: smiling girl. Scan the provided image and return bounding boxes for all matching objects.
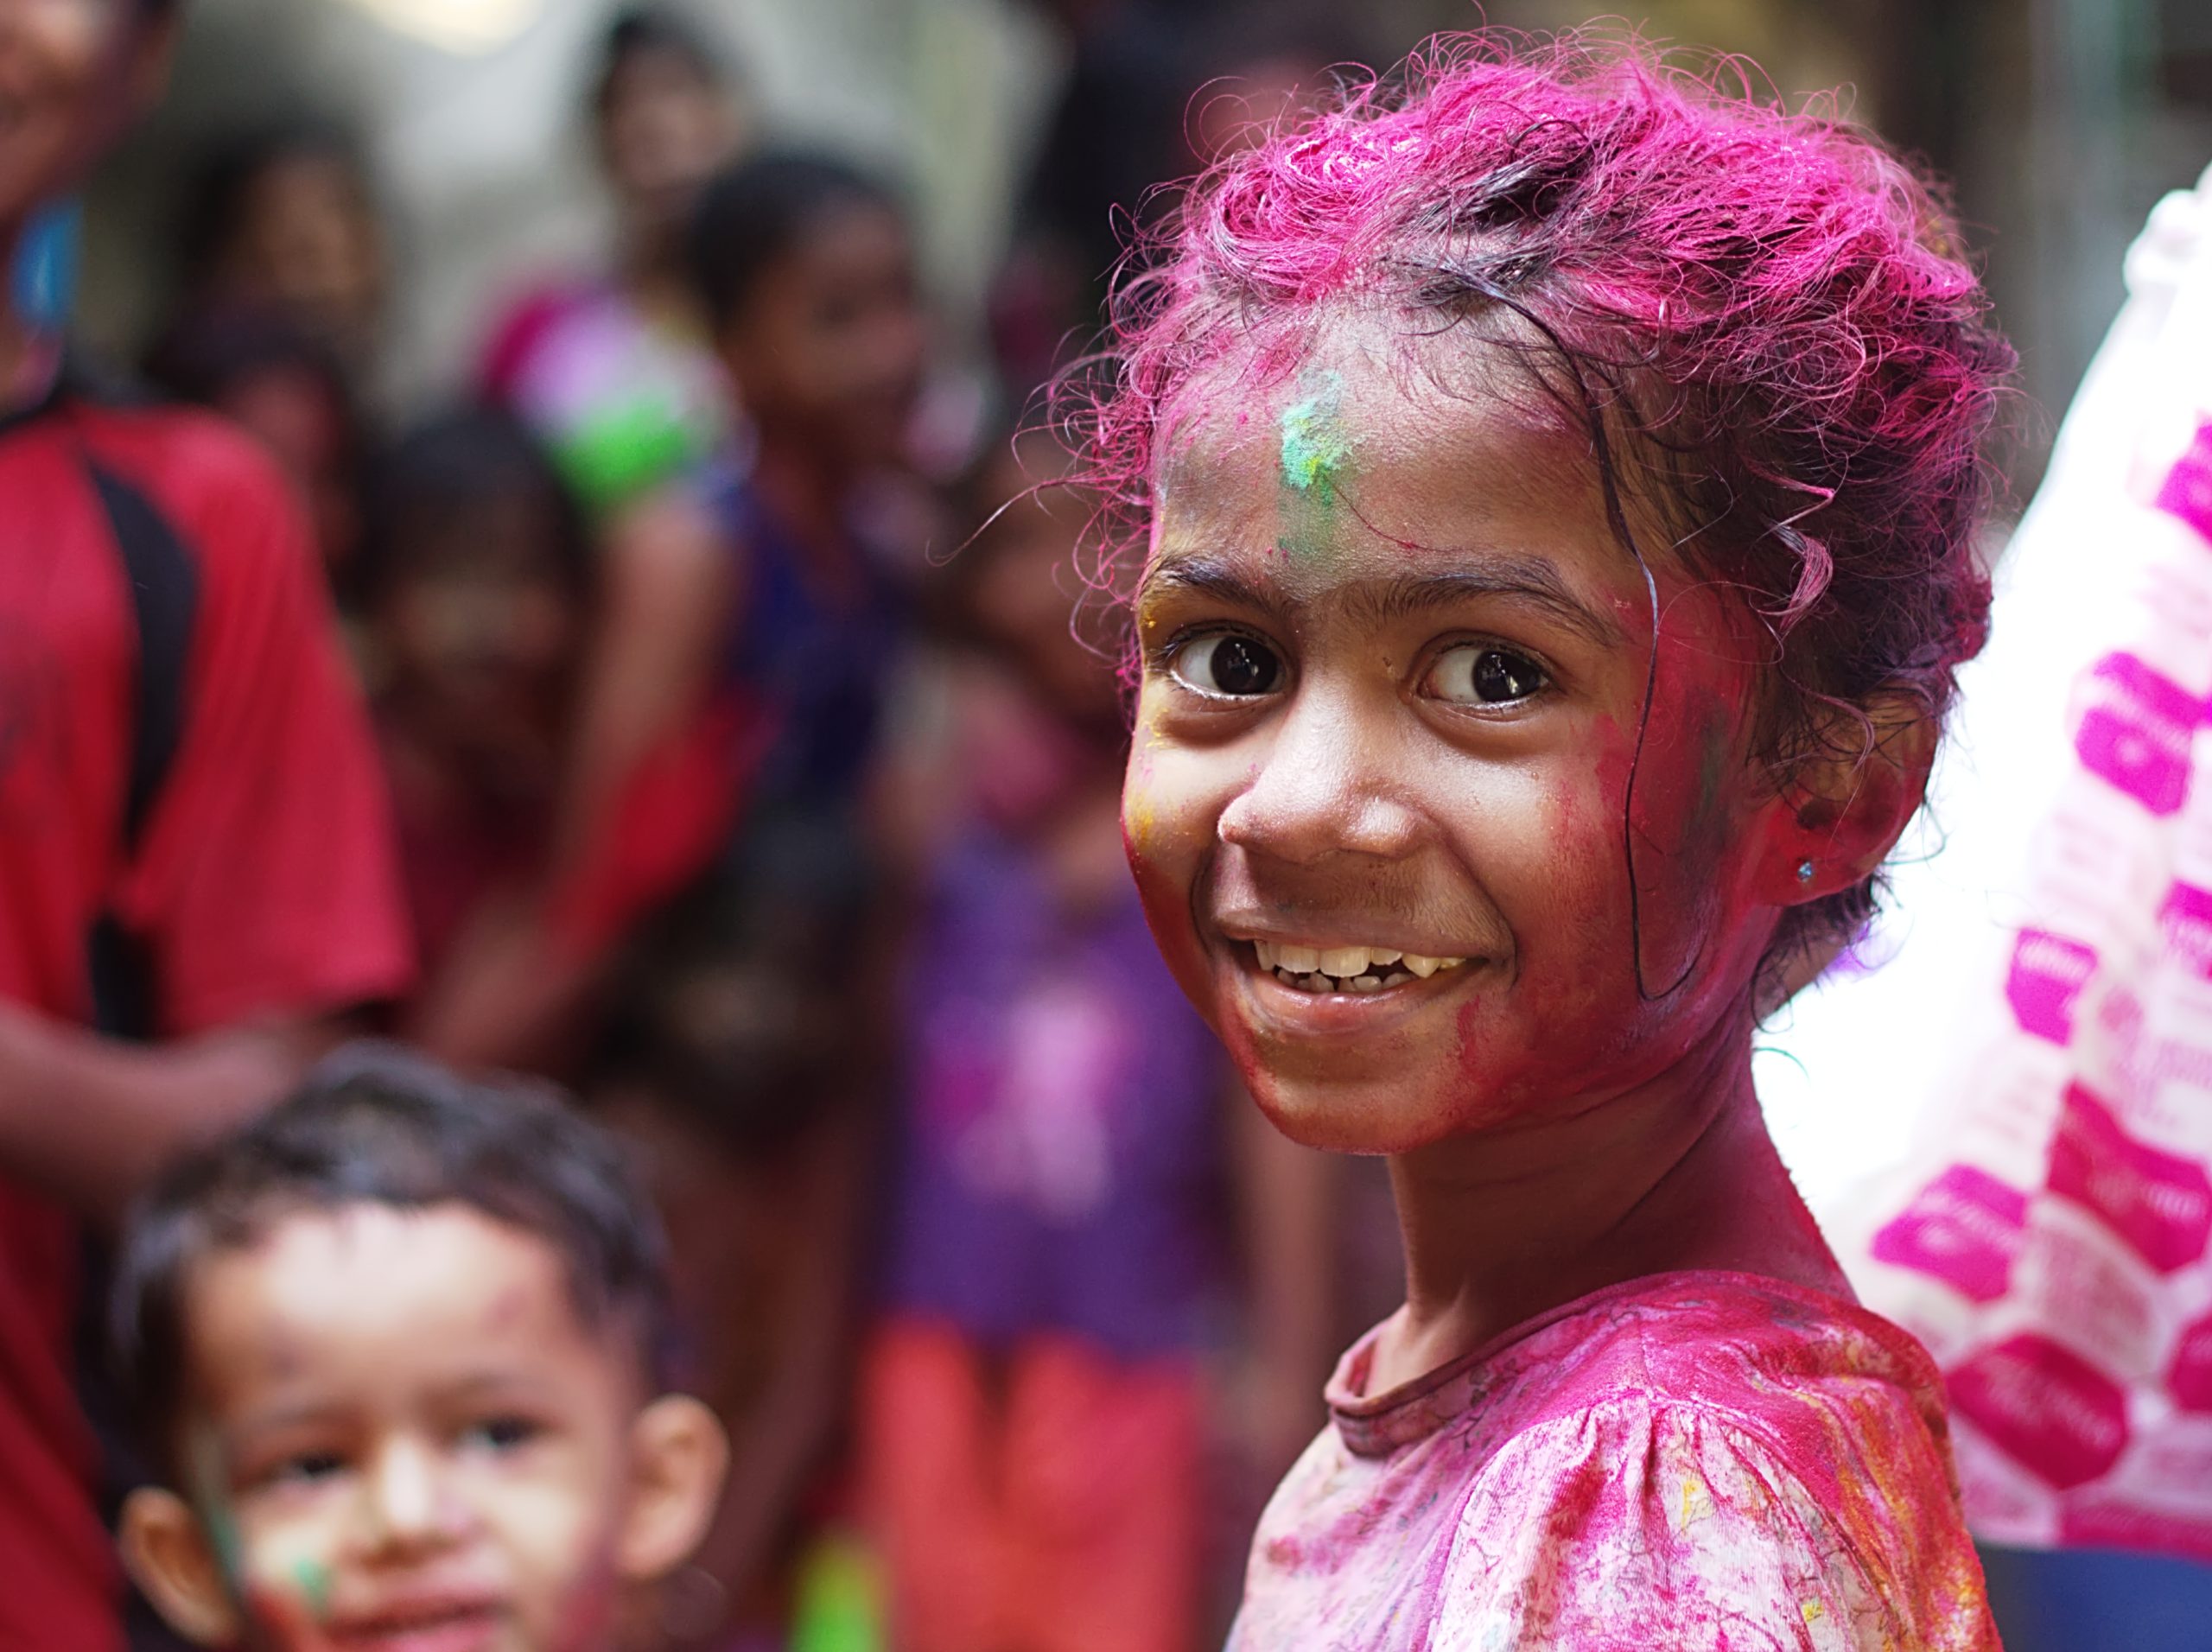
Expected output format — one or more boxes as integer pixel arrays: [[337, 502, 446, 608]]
[[1077, 33, 2013, 1650]]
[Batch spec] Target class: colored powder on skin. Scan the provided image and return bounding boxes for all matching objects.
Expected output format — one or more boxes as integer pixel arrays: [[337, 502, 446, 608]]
[[185, 1429, 249, 1592], [1279, 370, 1351, 504], [1277, 369, 1354, 562], [1124, 780, 1158, 854], [291, 1559, 334, 1623]]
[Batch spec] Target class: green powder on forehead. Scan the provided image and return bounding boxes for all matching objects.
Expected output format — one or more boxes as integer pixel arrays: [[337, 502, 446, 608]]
[[1278, 370, 1351, 505]]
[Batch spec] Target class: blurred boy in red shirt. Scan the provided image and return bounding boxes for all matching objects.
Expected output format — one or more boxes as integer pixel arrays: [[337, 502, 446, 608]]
[[0, 3, 413, 1646]]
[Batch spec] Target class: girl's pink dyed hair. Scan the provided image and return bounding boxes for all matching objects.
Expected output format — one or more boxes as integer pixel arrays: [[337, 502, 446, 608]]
[[1070, 29, 2015, 982]]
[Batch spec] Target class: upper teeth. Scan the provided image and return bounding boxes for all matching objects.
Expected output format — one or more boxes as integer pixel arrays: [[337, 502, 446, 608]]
[[1254, 942, 1466, 978]]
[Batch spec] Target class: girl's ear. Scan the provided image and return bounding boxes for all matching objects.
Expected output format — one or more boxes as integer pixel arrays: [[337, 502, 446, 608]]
[[617, 1394, 730, 1582], [119, 1486, 243, 1648], [1758, 691, 1938, 906]]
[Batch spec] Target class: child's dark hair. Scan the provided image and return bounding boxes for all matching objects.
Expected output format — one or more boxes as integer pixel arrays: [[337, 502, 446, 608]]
[[594, 5, 728, 112], [143, 306, 361, 428], [110, 1045, 672, 1469], [1070, 29, 2015, 994], [589, 880, 851, 1160], [686, 151, 901, 334], [353, 407, 589, 612]]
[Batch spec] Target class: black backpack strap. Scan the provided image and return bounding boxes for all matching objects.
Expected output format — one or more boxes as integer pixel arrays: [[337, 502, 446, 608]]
[[81, 459, 199, 1040]]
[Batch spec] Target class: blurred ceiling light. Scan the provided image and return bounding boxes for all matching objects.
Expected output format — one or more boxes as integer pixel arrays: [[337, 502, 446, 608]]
[[345, 0, 546, 55]]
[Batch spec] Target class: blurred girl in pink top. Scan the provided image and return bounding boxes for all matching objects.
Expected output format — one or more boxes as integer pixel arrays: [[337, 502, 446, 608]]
[[1071, 29, 2014, 1650]]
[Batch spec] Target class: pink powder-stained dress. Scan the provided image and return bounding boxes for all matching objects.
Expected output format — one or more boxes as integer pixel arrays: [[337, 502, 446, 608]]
[[1228, 1272, 2002, 1651]]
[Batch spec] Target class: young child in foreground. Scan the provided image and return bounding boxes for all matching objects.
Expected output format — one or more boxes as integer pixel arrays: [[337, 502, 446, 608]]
[[1082, 33, 2012, 1649], [109, 1046, 729, 1650]]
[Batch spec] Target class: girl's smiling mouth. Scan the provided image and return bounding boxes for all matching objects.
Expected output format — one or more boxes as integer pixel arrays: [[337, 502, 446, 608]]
[[1249, 939, 1470, 993], [1221, 930, 1495, 1039]]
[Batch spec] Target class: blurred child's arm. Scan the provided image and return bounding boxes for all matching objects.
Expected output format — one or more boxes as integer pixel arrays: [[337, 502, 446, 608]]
[[549, 485, 735, 883], [1230, 1078, 1338, 1476], [0, 1005, 342, 1222]]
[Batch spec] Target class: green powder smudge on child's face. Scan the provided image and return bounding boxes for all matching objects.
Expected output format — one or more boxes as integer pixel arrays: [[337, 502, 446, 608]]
[[185, 1430, 247, 1591], [294, 1566, 332, 1618], [1278, 370, 1351, 505], [291, 1557, 334, 1622]]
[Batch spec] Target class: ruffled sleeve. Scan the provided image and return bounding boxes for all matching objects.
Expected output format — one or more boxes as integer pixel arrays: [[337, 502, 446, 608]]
[[1433, 1398, 1992, 1652]]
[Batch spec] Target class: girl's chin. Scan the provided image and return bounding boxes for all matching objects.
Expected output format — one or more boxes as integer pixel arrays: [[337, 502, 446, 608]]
[[1243, 1072, 1465, 1155]]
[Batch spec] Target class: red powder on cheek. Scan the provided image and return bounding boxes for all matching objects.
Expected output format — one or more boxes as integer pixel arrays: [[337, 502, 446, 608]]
[[1610, 676, 1764, 998], [1447, 712, 1665, 1097]]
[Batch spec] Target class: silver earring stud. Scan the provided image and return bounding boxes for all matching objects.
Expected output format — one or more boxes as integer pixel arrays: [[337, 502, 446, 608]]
[[1796, 860, 1815, 884]]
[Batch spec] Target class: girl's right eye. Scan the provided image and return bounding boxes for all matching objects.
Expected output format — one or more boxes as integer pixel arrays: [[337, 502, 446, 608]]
[[1167, 631, 1285, 699]]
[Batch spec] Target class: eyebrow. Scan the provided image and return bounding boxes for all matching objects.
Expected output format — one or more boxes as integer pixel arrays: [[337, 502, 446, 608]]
[[1140, 553, 1626, 647], [1138, 556, 1286, 620]]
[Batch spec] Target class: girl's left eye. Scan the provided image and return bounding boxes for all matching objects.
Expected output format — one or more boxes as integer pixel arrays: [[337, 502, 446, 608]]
[[1424, 644, 1548, 706]]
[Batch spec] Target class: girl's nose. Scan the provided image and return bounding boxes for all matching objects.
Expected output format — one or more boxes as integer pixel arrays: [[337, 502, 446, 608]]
[[1217, 682, 1425, 865]]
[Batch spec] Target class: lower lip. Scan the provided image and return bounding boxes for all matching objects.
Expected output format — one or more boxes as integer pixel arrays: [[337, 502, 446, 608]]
[[1231, 950, 1480, 1037]]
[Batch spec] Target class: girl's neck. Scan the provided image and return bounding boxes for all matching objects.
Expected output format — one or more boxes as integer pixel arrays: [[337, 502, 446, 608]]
[[1372, 1009, 1847, 1393]]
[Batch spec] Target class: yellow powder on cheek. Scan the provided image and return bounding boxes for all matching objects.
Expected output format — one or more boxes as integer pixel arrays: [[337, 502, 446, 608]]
[[1123, 769, 1160, 854]]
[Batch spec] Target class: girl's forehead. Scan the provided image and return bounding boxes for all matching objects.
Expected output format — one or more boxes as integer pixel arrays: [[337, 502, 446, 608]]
[[1150, 333, 1628, 585], [1164, 321, 1593, 480]]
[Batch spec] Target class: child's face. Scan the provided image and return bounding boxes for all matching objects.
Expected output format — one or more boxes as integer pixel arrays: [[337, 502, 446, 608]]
[[1126, 327, 1811, 1153], [377, 497, 579, 753], [124, 1203, 722, 1652], [227, 152, 387, 354], [595, 47, 740, 239], [717, 202, 925, 472], [0, 0, 165, 233], [969, 454, 1122, 730]]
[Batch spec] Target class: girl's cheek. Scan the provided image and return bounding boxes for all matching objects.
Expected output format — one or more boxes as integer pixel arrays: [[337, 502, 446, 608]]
[[1122, 740, 1225, 1007], [1123, 810, 1209, 989], [1120, 703, 1202, 874], [1485, 720, 1644, 1015]]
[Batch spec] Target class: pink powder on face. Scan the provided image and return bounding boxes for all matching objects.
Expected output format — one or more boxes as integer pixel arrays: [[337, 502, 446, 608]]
[[1230, 1273, 1999, 1650]]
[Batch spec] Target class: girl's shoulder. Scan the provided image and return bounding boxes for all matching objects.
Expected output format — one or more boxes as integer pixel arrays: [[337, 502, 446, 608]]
[[1240, 1274, 1997, 1652]]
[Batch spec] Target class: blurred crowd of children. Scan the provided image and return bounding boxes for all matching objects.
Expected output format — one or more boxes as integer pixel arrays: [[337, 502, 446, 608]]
[[118, 7, 1382, 1648]]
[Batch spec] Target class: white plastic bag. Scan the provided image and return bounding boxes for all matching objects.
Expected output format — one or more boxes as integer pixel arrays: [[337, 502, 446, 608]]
[[1759, 161, 2212, 1562]]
